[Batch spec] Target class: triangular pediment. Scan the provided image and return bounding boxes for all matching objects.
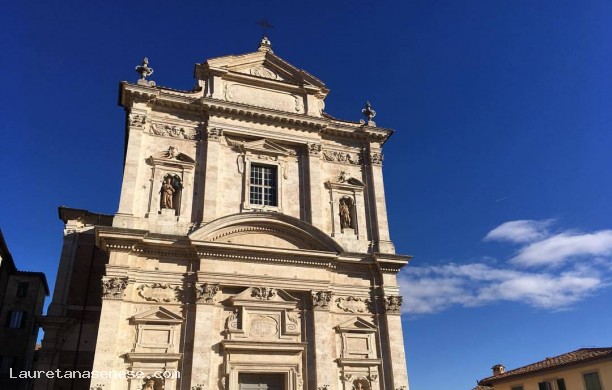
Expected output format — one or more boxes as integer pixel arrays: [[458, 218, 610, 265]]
[[336, 316, 378, 333], [131, 306, 184, 324], [205, 51, 326, 90]]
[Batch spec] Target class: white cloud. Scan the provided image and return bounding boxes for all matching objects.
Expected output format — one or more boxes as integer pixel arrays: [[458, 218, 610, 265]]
[[511, 230, 612, 267], [399, 220, 612, 315], [399, 263, 603, 314], [484, 219, 553, 243]]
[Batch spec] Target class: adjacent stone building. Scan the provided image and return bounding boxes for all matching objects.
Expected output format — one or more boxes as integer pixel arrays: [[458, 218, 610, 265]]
[[0, 229, 49, 390], [37, 38, 411, 390]]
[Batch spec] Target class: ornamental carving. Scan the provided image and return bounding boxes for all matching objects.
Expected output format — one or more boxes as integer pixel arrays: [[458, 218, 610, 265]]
[[311, 290, 333, 310], [195, 283, 219, 304], [286, 312, 300, 332], [249, 315, 278, 339], [102, 277, 128, 299], [225, 309, 240, 330], [129, 114, 146, 128], [207, 127, 223, 141], [318, 386, 329, 390], [150, 123, 197, 140], [137, 283, 182, 303], [370, 152, 383, 165], [317, 99, 325, 115], [252, 287, 277, 300], [321, 150, 361, 165], [307, 143, 321, 156], [250, 66, 278, 80], [224, 83, 234, 101], [294, 95, 304, 113], [385, 295, 403, 314], [336, 296, 371, 313]]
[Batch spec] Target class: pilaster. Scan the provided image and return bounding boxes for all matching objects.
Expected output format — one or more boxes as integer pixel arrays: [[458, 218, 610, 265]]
[[117, 107, 149, 217], [365, 146, 394, 253], [201, 127, 223, 223], [90, 298, 124, 389], [306, 143, 325, 230], [381, 296, 409, 390], [311, 291, 335, 390], [189, 282, 220, 389]]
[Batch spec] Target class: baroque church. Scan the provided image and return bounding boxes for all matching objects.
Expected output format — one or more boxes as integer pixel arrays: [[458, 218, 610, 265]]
[[35, 37, 411, 390]]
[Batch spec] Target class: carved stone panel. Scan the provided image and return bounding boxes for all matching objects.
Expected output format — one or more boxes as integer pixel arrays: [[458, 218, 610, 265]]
[[137, 283, 182, 303], [321, 150, 362, 165], [248, 315, 279, 340], [336, 297, 371, 313]]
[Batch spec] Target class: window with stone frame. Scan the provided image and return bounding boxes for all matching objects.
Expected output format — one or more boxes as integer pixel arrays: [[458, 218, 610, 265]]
[[249, 164, 278, 207]]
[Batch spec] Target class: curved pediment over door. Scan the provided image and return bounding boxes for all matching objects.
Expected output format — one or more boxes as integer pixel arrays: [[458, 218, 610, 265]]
[[189, 213, 343, 252]]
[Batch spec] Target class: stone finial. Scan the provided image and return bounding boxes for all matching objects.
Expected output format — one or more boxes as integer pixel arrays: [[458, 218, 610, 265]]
[[258, 36, 273, 53], [361, 100, 377, 126], [135, 57, 155, 86], [256, 19, 274, 52]]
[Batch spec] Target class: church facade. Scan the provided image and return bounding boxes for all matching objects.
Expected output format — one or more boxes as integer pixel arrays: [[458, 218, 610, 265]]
[[36, 38, 410, 390]]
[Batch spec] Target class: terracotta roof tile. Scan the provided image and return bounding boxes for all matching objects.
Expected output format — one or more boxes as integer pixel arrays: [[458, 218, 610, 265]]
[[479, 348, 612, 385]]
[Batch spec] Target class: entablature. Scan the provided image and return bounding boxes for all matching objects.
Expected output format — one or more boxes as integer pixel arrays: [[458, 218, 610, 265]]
[[120, 82, 394, 144]]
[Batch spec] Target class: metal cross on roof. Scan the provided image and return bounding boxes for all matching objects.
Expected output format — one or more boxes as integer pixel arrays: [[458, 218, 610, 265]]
[[256, 18, 274, 37]]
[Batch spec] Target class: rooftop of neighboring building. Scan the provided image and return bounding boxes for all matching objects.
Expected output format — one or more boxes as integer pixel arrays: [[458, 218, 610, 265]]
[[479, 347, 612, 386]]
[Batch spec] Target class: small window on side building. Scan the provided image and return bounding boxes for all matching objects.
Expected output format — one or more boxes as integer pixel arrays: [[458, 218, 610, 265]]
[[16, 282, 29, 298], [583, 372, 602, 390], [5, 310, 26, 329]]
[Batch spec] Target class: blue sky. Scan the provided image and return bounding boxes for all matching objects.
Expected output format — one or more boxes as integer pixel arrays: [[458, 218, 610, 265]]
[[2, 1, 612, 389]]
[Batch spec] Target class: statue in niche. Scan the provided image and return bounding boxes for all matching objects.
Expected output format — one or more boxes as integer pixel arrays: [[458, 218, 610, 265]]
[[161, 177, 175, 209], [339, 197, 353, 230], [142, 379, 155, 390], [353, 379, 370, 390], [160, 174, 182, 213]]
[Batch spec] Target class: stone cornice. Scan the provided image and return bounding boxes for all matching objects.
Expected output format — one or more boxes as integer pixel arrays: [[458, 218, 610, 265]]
[[119, 82, 394, 143], [373, 253, 412, 273]]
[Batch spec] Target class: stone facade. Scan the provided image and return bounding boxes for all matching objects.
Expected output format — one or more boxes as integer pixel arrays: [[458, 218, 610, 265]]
[[37, 38, 410, 390]]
